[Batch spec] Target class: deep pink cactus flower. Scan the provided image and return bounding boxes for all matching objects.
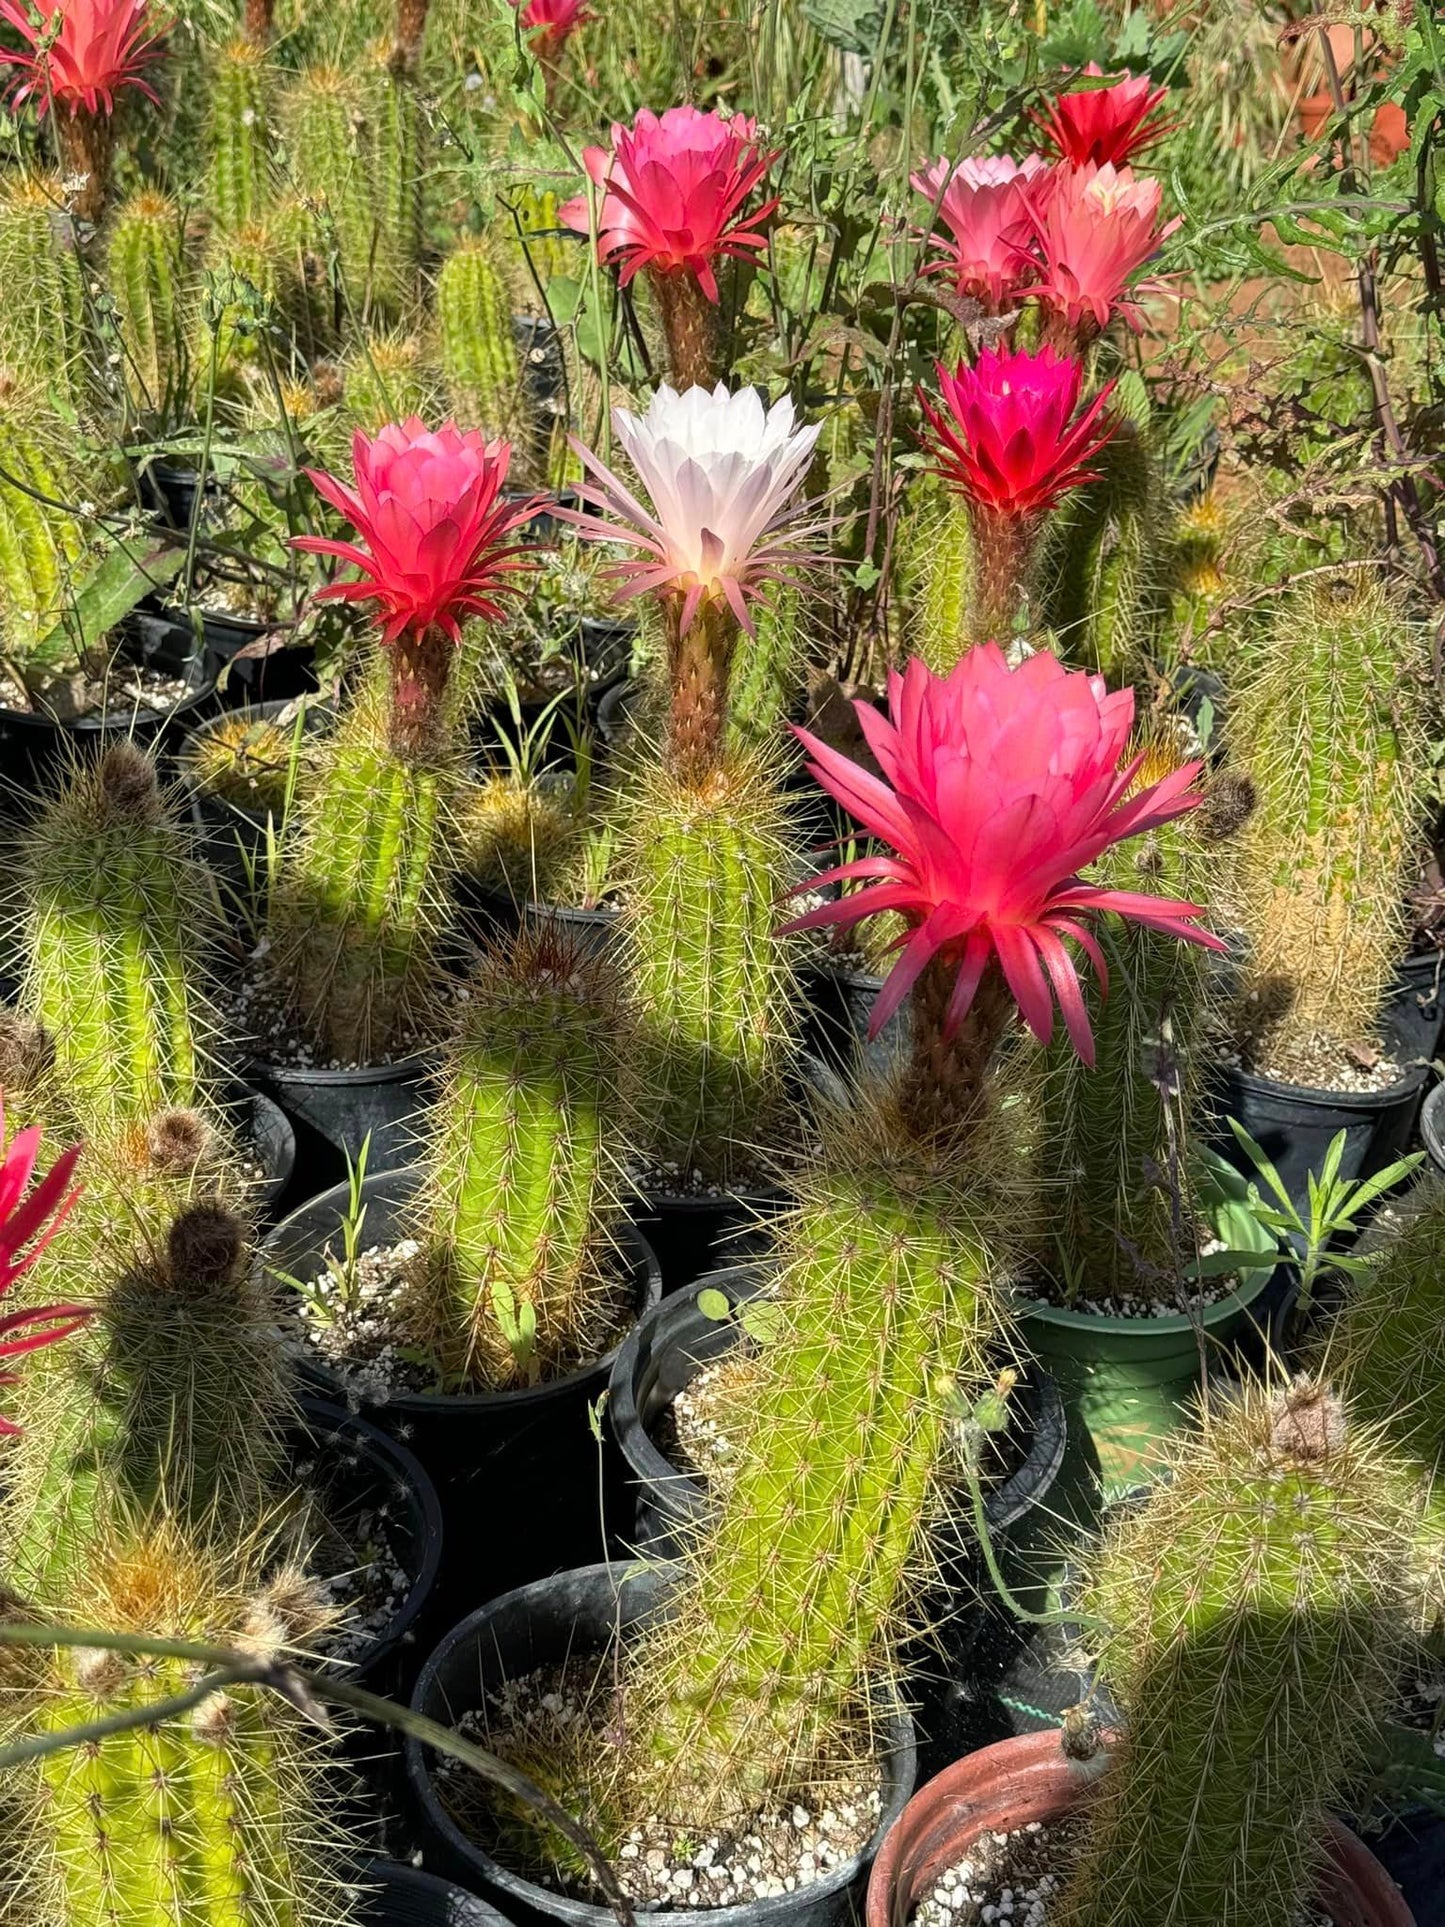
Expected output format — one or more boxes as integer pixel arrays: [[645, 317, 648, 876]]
[[910, 153, 1048, 311], [1030, 162, 1179, 338], [294, 419, 540, 645], [559, 104, 779, 303], [920, 344, 1115, 519], [0, 0, 165, 117], [512, 0, 592, 60], [1034, 65, 1174, 169], [0, 1106, 90, 1434], [781, 649, 1222, 1062]]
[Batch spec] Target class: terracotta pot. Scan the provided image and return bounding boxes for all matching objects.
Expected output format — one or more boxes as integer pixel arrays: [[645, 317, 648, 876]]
[[1298, 90, 1335, 142], [1370, 101, 1409, 166], [865, 1730, 1415, 1927]]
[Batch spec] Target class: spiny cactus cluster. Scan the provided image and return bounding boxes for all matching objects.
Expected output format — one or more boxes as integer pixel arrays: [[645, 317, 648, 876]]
[[108, 192, 191, 415], [209, 38, 275, 234], [1058, 1377, 1418, 1927], [0, 401, 90, 668], [404, 924, 631, 1389], [437, 240, 525, 439], [1228, 572, 1427, 1071], [0, 176, 86, 408]]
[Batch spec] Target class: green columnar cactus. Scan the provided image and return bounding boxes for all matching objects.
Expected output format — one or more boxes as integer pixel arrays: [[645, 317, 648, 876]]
[[284, 65, 383, 319], [1229, 572, 1426, 1067], [406, 924, 628, 1390], [437, 239, 524, 436], [267, 661, 463, 1065], [17, 747, 222, 1142], [0, 175, 86, 406], [916, 497, 975, 674], [512, 185, 573, 295], [7, 1525, 359, 1927], [368, 56, 423, 317], [1057, 1377, 1416, 1927], [207, 219, 301, 380], [108, 191, 189, 414], [619, 754, 799, 1186], [725, 585, 801, 760], [620, 1114, 1014, 1825], [341, 329, 437, 432], [4, 1204, 296, 1600], [0, 406, 88, 665], [209, 38, 274, 233]]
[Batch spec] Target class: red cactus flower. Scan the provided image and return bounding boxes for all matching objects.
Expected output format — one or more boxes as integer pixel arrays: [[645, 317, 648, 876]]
[[512, 0, 592, 60], [920, 343, 1115, 521], [559, 104, 779, 303], [1030, 161, 1179, 338], [294, 419, 541, 645], [0, 1105, 90, 1433], [0, 0, 165, 117], [910, 153, 1049, 312], [781, 649, 1222, 1063], [1034, 65, 1174, 169]]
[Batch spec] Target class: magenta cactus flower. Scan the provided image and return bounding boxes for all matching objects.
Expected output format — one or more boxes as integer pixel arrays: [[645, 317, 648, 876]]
[[910, 153, 1048, 312]]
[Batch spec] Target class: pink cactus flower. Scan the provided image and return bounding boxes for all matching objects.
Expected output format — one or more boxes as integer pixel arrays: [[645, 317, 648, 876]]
[[294, 419, 540, 646], [910, 153, 1049, 311], [564, 381, 821, 636], [920, 344, 1115, 519], [0, 0, 165, 117], [0, 1106, 90, 1433], [512, 0, 592, 60], [1030, 161, 1180, 338], [781, 649, 1222, 1063], [559, 104, 779, 303], [1034, 65, 1174, 170]]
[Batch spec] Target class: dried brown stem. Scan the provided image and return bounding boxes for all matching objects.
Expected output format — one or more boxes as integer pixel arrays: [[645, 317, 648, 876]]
[[55, 109, 113, 226], [243, 0, 274, 42]]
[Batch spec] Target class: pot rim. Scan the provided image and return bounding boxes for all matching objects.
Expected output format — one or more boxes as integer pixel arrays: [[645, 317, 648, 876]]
[[263, 1165, 663, 1416], [406, 1559, 917, 1927], [1015, 1256, 1280, 1341], [1217, 1058, 1431, 1110]]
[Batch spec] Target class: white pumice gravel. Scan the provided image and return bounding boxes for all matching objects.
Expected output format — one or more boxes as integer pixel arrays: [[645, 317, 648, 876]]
[[290, 1240, 430, 1402], [440, 1667, 884, 1909]]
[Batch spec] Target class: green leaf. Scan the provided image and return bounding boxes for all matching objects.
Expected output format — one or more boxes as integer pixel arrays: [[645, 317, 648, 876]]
[[32, 534, 189, 666], [802, 0, 884, 55], [739, 1300, 785, 1346], [695, 1288, 732, 1322]]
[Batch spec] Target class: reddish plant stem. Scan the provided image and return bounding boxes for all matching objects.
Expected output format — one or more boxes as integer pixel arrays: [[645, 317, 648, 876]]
[[648, 268, 723, 389], [900, 958, 1015, 1150], [665, 594, 737, 784], [56, 110, 113, 226], [388, 624, 454, 761], [967, 505, 1037, 643], [391, 0, 430, 73], [243, 0, 274, 42]]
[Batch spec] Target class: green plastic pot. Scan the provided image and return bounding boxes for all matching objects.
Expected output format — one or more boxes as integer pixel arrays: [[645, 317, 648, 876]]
[[1017, 1163, 1282, 1509]]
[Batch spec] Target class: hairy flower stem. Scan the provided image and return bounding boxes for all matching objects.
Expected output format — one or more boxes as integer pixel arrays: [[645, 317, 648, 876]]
[[388, 624, 455, 762], [392, 0, 431, 70], [649, 267, 722, 389], [967, 506, 1036, 642], [665, 594, 737, 784], [56, 110, 113, 226], [243, 0, 274, 41], [899, 959, 1014, 1151]]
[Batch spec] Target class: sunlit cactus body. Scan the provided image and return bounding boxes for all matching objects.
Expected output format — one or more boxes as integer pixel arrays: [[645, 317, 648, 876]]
[[1057, 1379, 1416, 1927], [108, 192, 190, 415], [209, 38, 274, 233], [437, 239, 524, 437], [284, 64, 384, 320], [512, 185, 574, 294], [1229, 573, 1426, 1065], [619, 754, 799, 1186], [916, 496, 976, 674], [407, 925, 628, 1389], [0, 407, 88, 663], [368, 54, 424, 317], [0, 175, 86, 407], [725, 585, 801, 761], [340, 329, 437, 433]]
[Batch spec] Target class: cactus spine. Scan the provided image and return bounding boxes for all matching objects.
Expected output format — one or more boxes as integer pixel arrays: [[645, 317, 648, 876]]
[[0, 176, 86, 407], [1229, 572, 1425, 1068], [437, 240, 524, 436], [108, 192, 189, 413], [725, 585, 801, 760], [619, 754, 799, 1186], [368, 53, 424, 317], [284, 65, 384, 320], [16, 748, 223, 1143], [407, 925, 629, 1389], [209, 39, 274, 233], [1057, 1378, 1416, 1927], [341, 329, 436, 432], [0, 404, 88, 664]]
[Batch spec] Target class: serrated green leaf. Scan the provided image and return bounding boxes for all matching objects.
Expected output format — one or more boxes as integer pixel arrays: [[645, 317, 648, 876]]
[[32, 534, 189, 666]]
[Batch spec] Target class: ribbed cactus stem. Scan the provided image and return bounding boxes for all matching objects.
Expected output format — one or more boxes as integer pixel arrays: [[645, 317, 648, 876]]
[[437, 240, 523, 435], [341, 329, 434, 431], [55, 107, 114, 225], [966, 504, 1034, 642], [1230, 573, 1424, 1061], [369, 56, 423, 314], [1057, 1379, 1415, 1927], [108, 191, 186, 412], [1332, 1179, 1445, 1476], [0, 177, 86, 406], [394, 0, 430, 71], [621, 755, 798, 1186], [665, 596, 737, 783], [513, 186, 572, 291], [268, 664, 461, 1063], [0, 409, 86, 664], [899, 959, 1015, 1151], [412, 925, 626, 1389], [284, 65, 380, 318], [648, 267, 721, 389], [624, 1136, 1012, 1825], [210, 40, 273, 233], [918, 499, 975, 673], [726, 585, 799, 759], [19, 747, 219, 1139]]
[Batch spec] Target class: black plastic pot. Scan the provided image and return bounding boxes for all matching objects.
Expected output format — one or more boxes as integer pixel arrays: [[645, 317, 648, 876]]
[[262, 1168, 663, 1607], [233, 1083, 297, 1224], [1422, 1081, 1445, 1176], [179, 695, 332, 901], [249, 1050, 435, 1180], [0, 616, 215, 811], [296, 1397, 443, 1697], [357, 1860, 513, 1927], [1387, 950, 1445, 1067], [200, 610, 319, 704], [799, 961, 907, 1078], [631, 1185, 788, 1295], [521, 900, 617, 961], [405, 1561, 918, 1927], [138, 461, 214, 530], [514, 315, 564, 410]]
